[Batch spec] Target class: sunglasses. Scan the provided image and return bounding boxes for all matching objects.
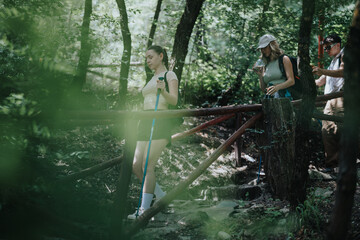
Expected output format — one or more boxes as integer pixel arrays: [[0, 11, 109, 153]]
[[324, 43, 337, 51]]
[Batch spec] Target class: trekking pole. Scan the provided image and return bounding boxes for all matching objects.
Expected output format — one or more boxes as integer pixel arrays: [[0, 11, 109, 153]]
[[257, 155, 262, 184], [135, 77, 164, 218]]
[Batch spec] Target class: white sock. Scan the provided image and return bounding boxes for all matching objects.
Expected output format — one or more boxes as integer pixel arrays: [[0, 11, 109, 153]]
[[141, 193, 154, 210], [154, 183, 166, 199]]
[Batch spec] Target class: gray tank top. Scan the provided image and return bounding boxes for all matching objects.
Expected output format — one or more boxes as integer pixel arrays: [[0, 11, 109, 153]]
[[263, 59, 286, 86]]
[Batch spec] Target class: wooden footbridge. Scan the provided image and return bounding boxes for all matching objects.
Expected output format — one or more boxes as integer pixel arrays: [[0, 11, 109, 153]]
[[55, 91, 343, 239]]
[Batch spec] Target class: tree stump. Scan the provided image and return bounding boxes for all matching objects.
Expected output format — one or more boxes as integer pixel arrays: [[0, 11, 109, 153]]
[[262, 98, 296, 200]]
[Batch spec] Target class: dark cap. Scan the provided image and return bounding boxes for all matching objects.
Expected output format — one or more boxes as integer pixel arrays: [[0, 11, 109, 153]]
[[322, 34, 341, 45]]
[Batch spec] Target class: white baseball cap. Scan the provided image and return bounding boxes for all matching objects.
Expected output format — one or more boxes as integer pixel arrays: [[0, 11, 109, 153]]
[[257, 34, 276, 49]]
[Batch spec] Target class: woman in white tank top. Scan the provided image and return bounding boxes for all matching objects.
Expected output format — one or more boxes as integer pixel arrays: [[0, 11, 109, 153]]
[[128, 45, 178, 219]]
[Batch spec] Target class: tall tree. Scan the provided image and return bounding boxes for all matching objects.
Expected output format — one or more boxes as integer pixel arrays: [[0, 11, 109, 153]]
[[72, 0, 92, 95], [290, 0, 316, 207], [256, 0, 271, 38], [116, 0, 132, 109], [171, 0, 205, 83], [327, 2, 360, 239], [194, 10, 211, 62], [145, 0, 163, 83]]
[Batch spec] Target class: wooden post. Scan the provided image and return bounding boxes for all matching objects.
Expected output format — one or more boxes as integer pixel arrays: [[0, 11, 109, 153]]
[[234, 113, 243, 167], [109, 119, 137, 239], [262, 98, 296, 200]]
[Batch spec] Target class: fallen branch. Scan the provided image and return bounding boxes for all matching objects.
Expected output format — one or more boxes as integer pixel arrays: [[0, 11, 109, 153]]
[[55, 156, 123, 185], [124, 112, 263, 237]]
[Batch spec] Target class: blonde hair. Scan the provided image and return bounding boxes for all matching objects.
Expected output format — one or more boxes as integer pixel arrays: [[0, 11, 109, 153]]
[[261, 41, 284, 64]]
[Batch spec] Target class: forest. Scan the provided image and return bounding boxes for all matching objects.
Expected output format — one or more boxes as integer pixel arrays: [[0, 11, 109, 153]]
[[0, 0, 359, 239]]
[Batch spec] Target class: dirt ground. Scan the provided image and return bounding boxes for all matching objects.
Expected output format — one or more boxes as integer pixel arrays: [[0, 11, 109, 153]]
[[50, 115, 360, 240]]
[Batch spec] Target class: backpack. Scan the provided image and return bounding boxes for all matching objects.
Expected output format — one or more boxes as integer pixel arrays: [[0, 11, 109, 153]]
[[164, 71, 184, 127], [278, 54, 302, 100]]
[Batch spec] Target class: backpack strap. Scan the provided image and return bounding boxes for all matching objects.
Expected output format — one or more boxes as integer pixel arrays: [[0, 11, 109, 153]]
[[164, 71, 169, 92], [278, 54, 286, 78], [337, 53, 343, 68]]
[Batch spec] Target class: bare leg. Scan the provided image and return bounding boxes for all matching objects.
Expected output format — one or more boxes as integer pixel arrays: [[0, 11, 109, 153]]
[[132, 141, 147, 180], [142, 139, 168, 194], [132, 141, 167, 197]]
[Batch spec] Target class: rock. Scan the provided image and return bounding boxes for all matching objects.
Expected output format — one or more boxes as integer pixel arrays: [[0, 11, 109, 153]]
[[236, 185, 262, 200], [200, 200, 238, 221], [241, 153, 256, 162], [133, 226, 177, 240], [314, 187, 333, 198], [208, 184, 262, 201], [217, 231, 231, 240], [177, 210, 210, 227], [232, 169, 249, 185], [231, 208, 250, 218], [279, 207, 289, 214], [308, 169, 334, 180], [216, 200, 239, 208]]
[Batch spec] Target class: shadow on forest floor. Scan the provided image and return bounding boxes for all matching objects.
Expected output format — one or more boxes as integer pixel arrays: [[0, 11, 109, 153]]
[[21, 115, 360, 240]]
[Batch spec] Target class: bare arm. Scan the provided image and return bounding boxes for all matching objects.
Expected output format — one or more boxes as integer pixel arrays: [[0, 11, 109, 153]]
[[267, 56, 295, 95], [159, 79, 178, 106], [315, 75, 326, 87], [259, 76, 266, 93], [253, 65, 266, 92], [312, 55, 344, 78], [312, 67, 343, 78]]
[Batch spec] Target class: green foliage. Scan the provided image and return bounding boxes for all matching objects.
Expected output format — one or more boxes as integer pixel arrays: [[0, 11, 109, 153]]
[[178, 0, 354, 106], [0, 0, 356, 237], [184, 59, 236, 106], [296, 187, 329, 231]]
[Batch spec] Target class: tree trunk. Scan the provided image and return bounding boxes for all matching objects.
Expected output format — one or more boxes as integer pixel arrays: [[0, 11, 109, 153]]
[[262, 98, 296, 200], [327, 2, 360, 239], [72, 0, 92, 94], [194, 10, 211, 62], [317, 2, 325, 69], [291, 0, 316, 207], [171, 0, 205, 83], [115, 0, 132, 109], [231, 0, 270, 103], [256, 0, 271, 38], [145, 0, 163, 83], [109, 119, 137, 239]]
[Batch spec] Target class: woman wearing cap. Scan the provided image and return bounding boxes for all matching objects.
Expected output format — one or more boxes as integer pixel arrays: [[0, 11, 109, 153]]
[[253, 34, 294, 98]]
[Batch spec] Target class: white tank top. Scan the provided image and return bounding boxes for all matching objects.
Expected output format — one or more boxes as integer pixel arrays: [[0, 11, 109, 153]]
[[142, 71, 178, 110]]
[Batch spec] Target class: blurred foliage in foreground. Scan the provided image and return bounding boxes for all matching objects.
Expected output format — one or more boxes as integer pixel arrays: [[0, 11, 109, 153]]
[[0, 0, 356, 238]]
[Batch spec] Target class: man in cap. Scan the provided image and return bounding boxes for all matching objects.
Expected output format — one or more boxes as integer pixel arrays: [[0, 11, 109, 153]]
[[312, 33, 344, 171]]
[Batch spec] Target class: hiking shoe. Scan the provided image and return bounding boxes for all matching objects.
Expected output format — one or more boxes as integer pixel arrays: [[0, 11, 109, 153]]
[[127, 208, 144, 220], [127, 208, 155, 221]]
